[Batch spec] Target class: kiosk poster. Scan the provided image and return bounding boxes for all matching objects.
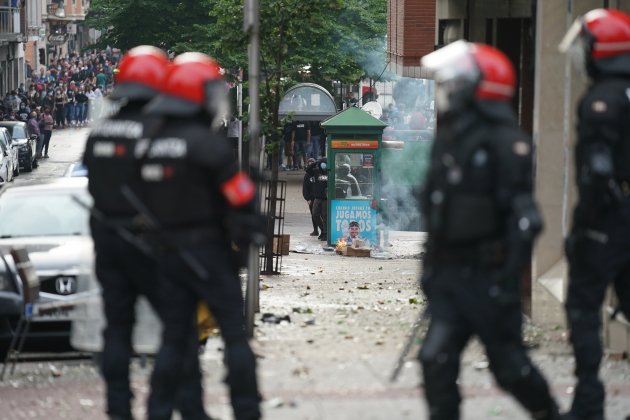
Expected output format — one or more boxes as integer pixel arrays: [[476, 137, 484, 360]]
[[330, 200, 377, 245]]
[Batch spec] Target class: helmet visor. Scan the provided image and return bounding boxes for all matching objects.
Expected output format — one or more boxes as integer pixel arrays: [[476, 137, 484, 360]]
[[421, 41, 480, 113], [559, 18, 589, 73]]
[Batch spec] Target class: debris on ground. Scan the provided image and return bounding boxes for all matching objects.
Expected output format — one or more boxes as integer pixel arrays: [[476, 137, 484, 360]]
[[261, 313, 291, 324]]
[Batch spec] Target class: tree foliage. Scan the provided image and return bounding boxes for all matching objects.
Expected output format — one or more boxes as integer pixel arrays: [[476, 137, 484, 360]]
[[86, 0, 214, 51]]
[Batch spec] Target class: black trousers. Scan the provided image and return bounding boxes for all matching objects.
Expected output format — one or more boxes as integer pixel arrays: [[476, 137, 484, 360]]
[[91, 220, 206, 420], [312, 198, 327, 238], [419, 266, 559, 420], [308, 200, 318, 232], [566, 201, 630, 420], [147, 238, 260, 420]]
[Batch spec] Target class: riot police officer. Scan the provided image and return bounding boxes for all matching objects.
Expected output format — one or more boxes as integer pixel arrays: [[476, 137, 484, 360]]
[[83, 46, 207, 420], [138, 53, 262, 420], [417, 41, 563, 419], [312, 157, 328, 241], [560, 9, 630, 420]]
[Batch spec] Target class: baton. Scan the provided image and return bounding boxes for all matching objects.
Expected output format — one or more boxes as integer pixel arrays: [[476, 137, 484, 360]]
[[390, 308, 430, 383]]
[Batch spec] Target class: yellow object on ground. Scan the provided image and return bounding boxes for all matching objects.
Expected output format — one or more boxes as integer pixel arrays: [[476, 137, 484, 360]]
[[197, 302, 219, 342]]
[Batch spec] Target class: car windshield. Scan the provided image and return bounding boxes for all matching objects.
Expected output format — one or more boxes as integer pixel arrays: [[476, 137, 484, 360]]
[[10, 126, 26, 139], [0, 190, 91, 237]]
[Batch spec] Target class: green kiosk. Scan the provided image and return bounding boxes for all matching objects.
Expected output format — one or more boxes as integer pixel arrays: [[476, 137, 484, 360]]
[[321, 107, 387, 247]]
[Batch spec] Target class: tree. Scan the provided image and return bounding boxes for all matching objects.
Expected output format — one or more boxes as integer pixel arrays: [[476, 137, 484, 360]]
[[86, 0, 213, 51], [86, 0, 387, 272], [182, 0, 386, 271]]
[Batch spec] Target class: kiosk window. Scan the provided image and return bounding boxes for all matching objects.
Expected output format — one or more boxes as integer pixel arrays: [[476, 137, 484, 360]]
[[334, 153, 374, 199]]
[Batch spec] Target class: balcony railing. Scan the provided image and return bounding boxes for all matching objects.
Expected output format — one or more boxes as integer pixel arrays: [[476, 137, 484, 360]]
[[0, 6, 20, 35]]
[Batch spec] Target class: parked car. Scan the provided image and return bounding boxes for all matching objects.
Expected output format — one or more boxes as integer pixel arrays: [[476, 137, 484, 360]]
[[0, 127, 18, 178], [0, 178, 92, 358], [0, 127, 15, 186], [0, 121, 39, 172]]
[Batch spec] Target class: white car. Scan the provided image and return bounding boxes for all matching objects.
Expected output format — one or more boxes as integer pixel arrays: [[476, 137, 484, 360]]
[[0, 177, 160, 357], [0, 127, 15, 184]]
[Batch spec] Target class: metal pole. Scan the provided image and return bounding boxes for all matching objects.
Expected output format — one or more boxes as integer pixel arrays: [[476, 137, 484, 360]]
[[244, 0, 261, 338]]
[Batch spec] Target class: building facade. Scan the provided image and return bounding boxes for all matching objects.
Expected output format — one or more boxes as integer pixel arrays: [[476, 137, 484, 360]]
[[0, 0, 93, 95]]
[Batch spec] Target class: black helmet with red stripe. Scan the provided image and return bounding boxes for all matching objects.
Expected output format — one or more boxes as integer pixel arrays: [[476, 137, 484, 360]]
[[560, 8, 630, 77]]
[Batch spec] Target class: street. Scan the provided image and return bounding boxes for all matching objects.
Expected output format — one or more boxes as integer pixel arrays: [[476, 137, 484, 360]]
[[0, 129, 629, 420]]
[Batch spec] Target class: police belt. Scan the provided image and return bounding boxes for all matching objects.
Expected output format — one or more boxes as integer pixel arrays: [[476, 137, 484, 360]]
[[432, 239, 505, 268]]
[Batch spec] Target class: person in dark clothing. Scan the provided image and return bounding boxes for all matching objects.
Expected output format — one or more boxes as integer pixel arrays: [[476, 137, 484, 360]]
[[140, 52, 263, 420], [303, 158, 319, 236], [83, 46, 207, 420], [417, 41, 564, 420], [312, 157, 328, 241], [559, 9, 630, 420]]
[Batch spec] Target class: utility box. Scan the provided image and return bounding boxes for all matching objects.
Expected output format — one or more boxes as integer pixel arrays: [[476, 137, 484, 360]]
[[321, 107, 387, 247]]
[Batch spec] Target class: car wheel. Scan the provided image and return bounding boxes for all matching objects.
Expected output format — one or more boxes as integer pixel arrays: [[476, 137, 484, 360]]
[[24, 154, 33, 172]]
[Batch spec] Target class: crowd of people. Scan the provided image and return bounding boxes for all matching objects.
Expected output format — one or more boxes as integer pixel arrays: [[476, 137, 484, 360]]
[[3, 50, 117, 128], [0, 49, 120, 158]]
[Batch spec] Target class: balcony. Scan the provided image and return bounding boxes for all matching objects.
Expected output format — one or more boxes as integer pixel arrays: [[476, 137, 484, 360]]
[[0, 6, 22, 43]]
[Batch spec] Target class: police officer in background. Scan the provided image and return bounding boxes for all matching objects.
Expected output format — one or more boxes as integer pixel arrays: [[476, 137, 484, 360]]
[[417, 41, 564, 419], [83, 46, 207, 420], [138, 52, 262, 420], [560, 9, 630, 420], [312, 157, 328, 241]]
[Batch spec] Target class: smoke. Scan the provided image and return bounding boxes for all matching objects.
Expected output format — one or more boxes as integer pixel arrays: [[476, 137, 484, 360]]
[[380, 137, 433, 232]]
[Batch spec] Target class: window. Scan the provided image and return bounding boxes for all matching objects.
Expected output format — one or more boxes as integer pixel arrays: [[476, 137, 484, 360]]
[[334, 153, 374, 199]]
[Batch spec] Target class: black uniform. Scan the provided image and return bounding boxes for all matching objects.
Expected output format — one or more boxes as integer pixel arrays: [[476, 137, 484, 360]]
[[135, 116, 261, 420], [303, 162, 319, 235], [83, 103, 205, 420], [312, 158, 328, 241], [418, 103, 560, 419], [565, 76, 630, 420]]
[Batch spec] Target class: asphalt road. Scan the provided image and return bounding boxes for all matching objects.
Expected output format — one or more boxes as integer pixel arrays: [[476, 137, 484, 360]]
[[12, 126, 89, 185]]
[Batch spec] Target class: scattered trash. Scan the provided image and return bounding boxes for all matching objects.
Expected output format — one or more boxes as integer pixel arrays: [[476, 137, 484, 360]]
[[357, 284, 370, 290], [292, 307, 313, 314], [473, 360, 489, 370], [261, 313, 291, 324], [409, 296, 419, 304], [303, 318, 316, 326], [566, 386, 574, 395], [260, 282, 272, 290], [79, 399, 95, 407], [488, 405, 503, 416], [267, 397, 285, 409], [49, 364, 62, 377]]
